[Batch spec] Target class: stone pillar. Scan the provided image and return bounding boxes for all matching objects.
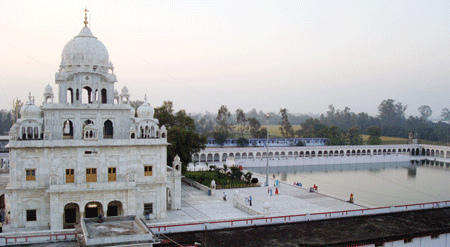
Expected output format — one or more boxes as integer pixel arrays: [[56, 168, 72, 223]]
[[49, 193, 62, 230]]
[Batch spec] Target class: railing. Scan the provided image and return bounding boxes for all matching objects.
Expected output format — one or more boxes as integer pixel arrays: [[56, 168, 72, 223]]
[[0, 229, 77, 246], [148, 200, 450, 234]]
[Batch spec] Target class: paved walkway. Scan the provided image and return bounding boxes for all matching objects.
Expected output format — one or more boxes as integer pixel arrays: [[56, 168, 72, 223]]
[[148, 172, 365, 226]]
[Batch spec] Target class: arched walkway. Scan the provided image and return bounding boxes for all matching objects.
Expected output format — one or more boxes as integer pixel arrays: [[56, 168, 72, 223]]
[[107, 200, 123, 217], [85, 201, 103, 218], [64, 203, 80, 229]]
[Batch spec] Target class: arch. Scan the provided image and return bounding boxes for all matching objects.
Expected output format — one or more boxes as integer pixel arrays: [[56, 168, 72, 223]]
[[280, 152, 286, 158], [214, 153, 220, 162], [103, 120, 113, 139], [294, 151, 298, 157], [318, 151, 323, 157], [235, 153, 241, 159], [63, 120, 74, 139], [64, 203, 80, 229], [440, 150, 445, 158], [248, 152, 254, 159], [107, 200, 123, 217], [242, 152, 248, 159], [274, 152, 280, 158], [222, 153, 228, 161], [311, 151, 316, 157], [431, 150, 435, 157], [300, 151, 304, 157], [357, 150, 361, 156], [305, 151, 310, 157], [229, 153, 234, 157], [383, 149, 387, 155], [85, 201, 103, 218], [269, 152, 274, 158], [193, 154, 200, 163], [207, 154, 213, 162], [387, 149, 391, 155], [351, 150, 356, 156], [288, 151, 293, 157], [256, 152, 261, 159], [362, 150, 366, 155], [340, 150, 344, 156], [82, 86, 93, 104], [67, 88, 74, 103], [346, 150, 351, 156], [323, 151, 328, 157], [262, 152, 267, 158], [101, 89, 107, 104], [200, 154, 206, 162]]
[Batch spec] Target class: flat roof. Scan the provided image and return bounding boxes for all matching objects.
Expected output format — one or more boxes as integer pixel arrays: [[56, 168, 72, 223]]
[[162, 207, 450, 246]]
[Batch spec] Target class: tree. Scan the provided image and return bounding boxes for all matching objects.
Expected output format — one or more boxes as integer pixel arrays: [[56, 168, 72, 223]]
[[418, 105, 432, 121], [347, 126, 363, 145], [248, 117, 262, 138], [297, 118, 325, 138], [378, 99, 407, 136], [230, 166, 243, 180], [216, 105, 233, 138], [367, 126, 382, 145], [236, 137, 249, 147], [442, 108, 450, 121], [235, 108, 247, 137], [243, 171, 252, 183], [279, 108, 295, 138], [154, 101, 207, 172], [213, 132, 227, 147]]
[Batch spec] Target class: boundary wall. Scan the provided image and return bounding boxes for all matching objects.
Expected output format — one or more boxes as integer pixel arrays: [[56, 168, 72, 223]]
[[0, 229, 76, 246]]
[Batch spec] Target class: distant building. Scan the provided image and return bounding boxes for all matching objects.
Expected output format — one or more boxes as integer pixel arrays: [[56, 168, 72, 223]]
[[206, 138, 328, 147], [7, 21, 181, 230]]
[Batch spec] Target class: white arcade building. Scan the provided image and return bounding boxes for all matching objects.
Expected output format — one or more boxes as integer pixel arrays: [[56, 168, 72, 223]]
[[7, 20, 181, 230]]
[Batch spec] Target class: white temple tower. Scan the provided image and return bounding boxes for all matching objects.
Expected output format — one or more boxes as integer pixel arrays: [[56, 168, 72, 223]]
[[7, 16, 181, 230]]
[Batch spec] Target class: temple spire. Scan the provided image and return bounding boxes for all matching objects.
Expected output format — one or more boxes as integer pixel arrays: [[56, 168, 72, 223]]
[[83, 7, 89, 27]]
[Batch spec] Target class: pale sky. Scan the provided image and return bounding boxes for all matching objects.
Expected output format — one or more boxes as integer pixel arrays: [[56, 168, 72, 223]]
[[1, 1, 449, 118]]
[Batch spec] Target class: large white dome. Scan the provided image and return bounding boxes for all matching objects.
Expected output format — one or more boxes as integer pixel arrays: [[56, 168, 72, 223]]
[[137, 99, 154, 118], [61, 26, 109, 67], [20, 98, 41, 119]]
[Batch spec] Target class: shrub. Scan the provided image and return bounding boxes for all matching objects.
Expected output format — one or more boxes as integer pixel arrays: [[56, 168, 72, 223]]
[[251, 178, 259, 184]]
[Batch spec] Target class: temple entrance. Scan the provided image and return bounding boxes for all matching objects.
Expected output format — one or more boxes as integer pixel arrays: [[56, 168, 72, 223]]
[[85, 201, 103, 218], [63, 203, 80, 229], [107, 201, 123, 217]]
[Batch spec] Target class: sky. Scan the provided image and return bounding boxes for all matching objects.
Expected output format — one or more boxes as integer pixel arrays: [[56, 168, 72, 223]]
[[1, 1, 449, 119]]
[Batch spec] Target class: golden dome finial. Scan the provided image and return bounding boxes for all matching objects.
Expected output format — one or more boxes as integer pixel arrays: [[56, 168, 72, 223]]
[[83, 6, 89, 27]]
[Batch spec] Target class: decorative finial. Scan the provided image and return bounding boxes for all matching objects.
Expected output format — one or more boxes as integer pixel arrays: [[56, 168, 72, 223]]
[[32, 96, 35, 104], [28, 92, 32, 103], [84, 6, 89, 27], [144, 94, 147, 102]]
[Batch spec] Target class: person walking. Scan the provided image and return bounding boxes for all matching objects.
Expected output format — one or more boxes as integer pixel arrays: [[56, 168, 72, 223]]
[[270, 188, 273, 196], [275, 187, 279, 195], [249, 196, 252, 206], [223, 192, 227, 201]]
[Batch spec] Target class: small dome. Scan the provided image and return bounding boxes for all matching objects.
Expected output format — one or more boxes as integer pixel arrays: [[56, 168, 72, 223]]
[[114, 89, 119, 97], [137, 98, 154, 118], [20, 95, 41, 119], [61, 26, 109, 67], [45, 84, 53, 93], [121, 85, 129, 94]]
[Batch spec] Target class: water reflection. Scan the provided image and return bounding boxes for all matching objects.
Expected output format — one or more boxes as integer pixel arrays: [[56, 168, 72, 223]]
[[247, 161, 450, 207]]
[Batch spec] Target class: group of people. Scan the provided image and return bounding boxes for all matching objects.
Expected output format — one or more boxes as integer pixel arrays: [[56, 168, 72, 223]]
[[245, 196, 252, 206]]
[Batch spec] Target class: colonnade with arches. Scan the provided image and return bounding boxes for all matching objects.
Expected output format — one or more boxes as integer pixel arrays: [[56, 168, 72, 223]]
[[192, 144, 450, 163]]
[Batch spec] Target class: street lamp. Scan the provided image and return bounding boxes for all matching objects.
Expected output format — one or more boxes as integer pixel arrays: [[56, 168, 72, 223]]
[[265, 113, 270, 186]]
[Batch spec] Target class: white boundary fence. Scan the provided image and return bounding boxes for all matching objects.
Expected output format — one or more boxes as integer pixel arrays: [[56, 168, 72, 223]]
[[0, 229, 77, 246]]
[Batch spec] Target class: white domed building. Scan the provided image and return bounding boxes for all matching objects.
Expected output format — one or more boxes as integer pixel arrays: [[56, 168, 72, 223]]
[[7, 21, 181, 230]]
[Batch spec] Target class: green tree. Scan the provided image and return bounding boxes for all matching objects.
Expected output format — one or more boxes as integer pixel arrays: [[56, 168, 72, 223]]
[[216, 105, 233, 138], [367, 126, 382, 145], [154, 101, 207, 173], [297, 118, 325, 138], [347, 126, 363, 145], [213, 132, 227, 147], [248, 117, 262, 138], [230, 166, 243, 180], [236, 137, 249, 147], [235, 108, 247, 137], [442, 108, 450, 121], [279, 108, 295, 137], [418, 105, 432, 121]]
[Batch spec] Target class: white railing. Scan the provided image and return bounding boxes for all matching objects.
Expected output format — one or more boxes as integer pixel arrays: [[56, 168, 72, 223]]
[[0, 229, 77, 246], [148, 200, 450, 234]]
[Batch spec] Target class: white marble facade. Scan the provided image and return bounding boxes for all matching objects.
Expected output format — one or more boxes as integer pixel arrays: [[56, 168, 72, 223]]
[[7, 23, 181, 230]]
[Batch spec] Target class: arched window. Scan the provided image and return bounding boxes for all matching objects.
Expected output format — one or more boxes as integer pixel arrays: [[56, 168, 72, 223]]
[[63, 119, 73, 139], [104, 120, 113, 139], [82, 86, 93, 104], [101, 89, 107, 104], [67, 88, 74, 103]]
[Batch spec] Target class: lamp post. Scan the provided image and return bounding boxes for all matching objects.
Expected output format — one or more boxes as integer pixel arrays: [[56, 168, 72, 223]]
[[265, 113, 270, 186]]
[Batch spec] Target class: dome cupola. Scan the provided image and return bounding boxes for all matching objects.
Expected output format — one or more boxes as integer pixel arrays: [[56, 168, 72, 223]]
[[137, 95, 154, 118], [60, 26, 109, 67], [20, 93, 41, 119]]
